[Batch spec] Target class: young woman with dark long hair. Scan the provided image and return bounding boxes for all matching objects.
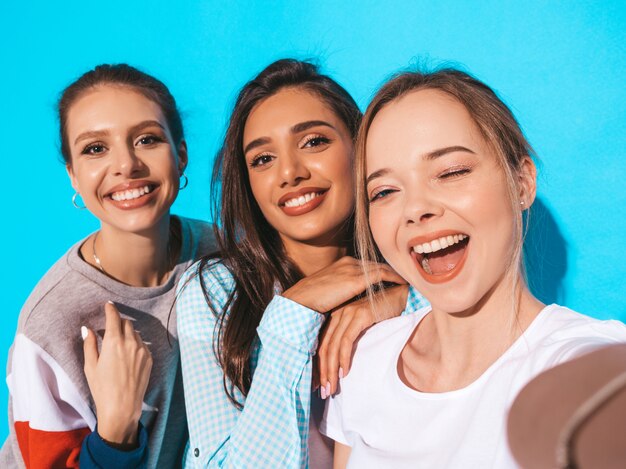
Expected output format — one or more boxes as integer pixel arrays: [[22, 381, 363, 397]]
[[322, 68, 626, 468], [177, 59, 425, 468], [1, 64, 215, 468]]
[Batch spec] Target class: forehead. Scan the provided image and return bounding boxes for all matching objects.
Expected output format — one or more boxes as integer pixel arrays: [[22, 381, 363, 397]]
[[366, 89, 484, 165], [243, 87, 338, 141], [66, 85, 166, 137]]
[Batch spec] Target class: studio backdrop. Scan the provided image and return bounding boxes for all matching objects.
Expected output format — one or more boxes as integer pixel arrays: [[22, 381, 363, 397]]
[[0, 0, 624, 440]]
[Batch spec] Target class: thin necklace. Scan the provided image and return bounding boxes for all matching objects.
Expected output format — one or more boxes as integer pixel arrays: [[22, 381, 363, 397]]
[[92, 229, 175, 279], [92, 231, 105, 273]]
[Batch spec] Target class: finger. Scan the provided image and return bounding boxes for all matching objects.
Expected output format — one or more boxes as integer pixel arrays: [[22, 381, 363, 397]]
[[104, 301, 123, 338], [122, 318, 136, 340], [318, 313, 341, 396], [325, 309, 356, 395], [338, 313, 372, 380], [363, 265, 407, 286], [82, 326, 99, 378]]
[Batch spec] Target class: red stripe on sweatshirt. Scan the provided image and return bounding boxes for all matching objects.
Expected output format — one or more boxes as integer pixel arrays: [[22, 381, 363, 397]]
[[15, 421, 90, 469]]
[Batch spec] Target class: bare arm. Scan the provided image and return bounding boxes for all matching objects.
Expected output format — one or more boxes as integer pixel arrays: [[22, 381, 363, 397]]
[[333, 442, 351, 469]]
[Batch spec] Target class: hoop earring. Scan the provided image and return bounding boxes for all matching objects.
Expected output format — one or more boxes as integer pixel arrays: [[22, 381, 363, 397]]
[[72, 192, 86, 210], [180, 172, 188, 190]]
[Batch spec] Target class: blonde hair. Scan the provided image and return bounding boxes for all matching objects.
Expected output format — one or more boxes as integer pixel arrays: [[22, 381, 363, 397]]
[[355, 69, 535, 315]]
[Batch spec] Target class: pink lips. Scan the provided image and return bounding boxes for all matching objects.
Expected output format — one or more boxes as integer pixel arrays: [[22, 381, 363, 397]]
[[278, 187, 328, 216]]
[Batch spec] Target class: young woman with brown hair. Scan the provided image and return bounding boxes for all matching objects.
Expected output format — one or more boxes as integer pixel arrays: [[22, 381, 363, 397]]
[[323, 68, 626, 468], [177, 59, 425, 468], [1, 64, 215, 468]]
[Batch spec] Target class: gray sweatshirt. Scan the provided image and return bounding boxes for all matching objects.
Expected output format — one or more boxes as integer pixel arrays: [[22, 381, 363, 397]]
[[1, 216, 215, 468]]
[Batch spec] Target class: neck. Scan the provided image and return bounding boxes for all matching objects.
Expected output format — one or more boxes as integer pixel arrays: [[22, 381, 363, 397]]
[[410, 272, 544, 390], [83, 214, 177, 287], [282, 237, 348, 276]]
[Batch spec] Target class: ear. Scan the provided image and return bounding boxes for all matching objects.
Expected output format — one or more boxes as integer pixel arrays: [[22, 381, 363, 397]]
[[518, 156, 537, 209], [66, 164, 79, 192], [177, 140, 188, 175]]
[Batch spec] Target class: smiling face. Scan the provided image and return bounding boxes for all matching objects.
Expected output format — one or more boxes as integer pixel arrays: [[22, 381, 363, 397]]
[[66, 85, 187, 234], [366, 89, 533, 314], [243, 87, 355, 248]]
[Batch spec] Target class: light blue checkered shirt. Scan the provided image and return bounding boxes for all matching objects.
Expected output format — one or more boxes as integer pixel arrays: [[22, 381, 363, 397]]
[[177, 259, 428, 468]]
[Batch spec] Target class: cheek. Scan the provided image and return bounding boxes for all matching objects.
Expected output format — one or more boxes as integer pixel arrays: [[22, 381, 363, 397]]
[[247, 173, 272, 215], [369, 207, 396, 258]]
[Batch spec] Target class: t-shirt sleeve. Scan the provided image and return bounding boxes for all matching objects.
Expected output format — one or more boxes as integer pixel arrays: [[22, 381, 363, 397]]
[[545, 317, 626, 367], [320, 388, 350, 446]]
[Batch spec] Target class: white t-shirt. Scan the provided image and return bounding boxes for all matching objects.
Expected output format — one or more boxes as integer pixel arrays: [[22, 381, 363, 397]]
[[322, 304, 626, 468]]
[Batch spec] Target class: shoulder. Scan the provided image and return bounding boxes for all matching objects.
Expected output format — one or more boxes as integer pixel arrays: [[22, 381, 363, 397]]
[[178, 258, 234, 298], [176, 216, 217, 259], [347, 309, 428, 378], [176, 258, 235, 330], [18, 242, 84, 333], [536, 305, 626, 341], [528, 304, 626, 364]]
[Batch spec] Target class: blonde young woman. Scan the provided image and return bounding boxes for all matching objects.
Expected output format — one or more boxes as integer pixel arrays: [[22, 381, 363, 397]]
[[322, 69, 626, 468]]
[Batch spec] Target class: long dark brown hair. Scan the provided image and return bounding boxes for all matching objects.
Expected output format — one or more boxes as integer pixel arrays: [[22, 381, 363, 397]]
[[200, 59, 361, 408]]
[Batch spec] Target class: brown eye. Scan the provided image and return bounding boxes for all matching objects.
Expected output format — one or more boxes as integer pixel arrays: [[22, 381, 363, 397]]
[[82, 143, 106, 155], [136, 135, 163, 146], [301, 135, 331, 149], [250, 154, 274, 168]]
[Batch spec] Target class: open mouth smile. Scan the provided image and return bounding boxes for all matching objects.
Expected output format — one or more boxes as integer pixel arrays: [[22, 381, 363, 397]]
[[278, 187, 328, 216], [105, 182, 160, 209], [409, 231, 470, 283], [110, 184, 155, 201]]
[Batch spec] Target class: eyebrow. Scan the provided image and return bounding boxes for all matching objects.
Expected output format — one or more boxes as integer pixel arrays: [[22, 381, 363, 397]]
[[243, 120, 336, 155], [365, 145, 476, 185], [73, 120, 165, 145]]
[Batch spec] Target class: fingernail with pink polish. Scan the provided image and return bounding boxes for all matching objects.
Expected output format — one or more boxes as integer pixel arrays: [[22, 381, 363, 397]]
[[325, 382, 331, 398], [320, 385, 327, 399], [339, 367, 344, 379], [81, 326, 88, 340]]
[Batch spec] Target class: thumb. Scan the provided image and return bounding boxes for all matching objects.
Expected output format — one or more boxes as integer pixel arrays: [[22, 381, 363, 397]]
[[82, 326, 98, 378]]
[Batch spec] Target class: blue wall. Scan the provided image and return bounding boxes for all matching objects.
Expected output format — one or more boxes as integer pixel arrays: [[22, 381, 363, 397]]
[[1, 1, 624, 440]]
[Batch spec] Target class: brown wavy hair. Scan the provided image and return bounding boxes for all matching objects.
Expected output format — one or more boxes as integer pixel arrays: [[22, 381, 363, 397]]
[[198, 59, 361, 408]]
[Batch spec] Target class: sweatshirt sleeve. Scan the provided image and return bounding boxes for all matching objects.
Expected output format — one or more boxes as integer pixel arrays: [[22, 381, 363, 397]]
[[6, 334, 95, 468], [177, 262, 325, 468], [79, 424, 147, 469]]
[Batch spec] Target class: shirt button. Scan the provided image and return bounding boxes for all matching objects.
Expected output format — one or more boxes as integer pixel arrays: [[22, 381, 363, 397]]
[[194, 448, 200, 457]]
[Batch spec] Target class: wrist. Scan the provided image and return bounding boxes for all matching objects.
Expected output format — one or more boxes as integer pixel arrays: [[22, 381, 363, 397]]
[[282, 286, 315, 311], [97, 419, 140, 449]]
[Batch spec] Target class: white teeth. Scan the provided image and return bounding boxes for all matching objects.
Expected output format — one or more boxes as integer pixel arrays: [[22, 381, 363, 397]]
[[284, 192, 319, 208], [111, 185, 152, 201], [412, 234, 468, 255]]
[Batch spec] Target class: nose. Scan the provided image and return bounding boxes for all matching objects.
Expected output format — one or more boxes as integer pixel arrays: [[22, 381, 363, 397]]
[[403, 185, 443, 226], [278, 150, 309, 188], [111, 144, 144, 178]]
